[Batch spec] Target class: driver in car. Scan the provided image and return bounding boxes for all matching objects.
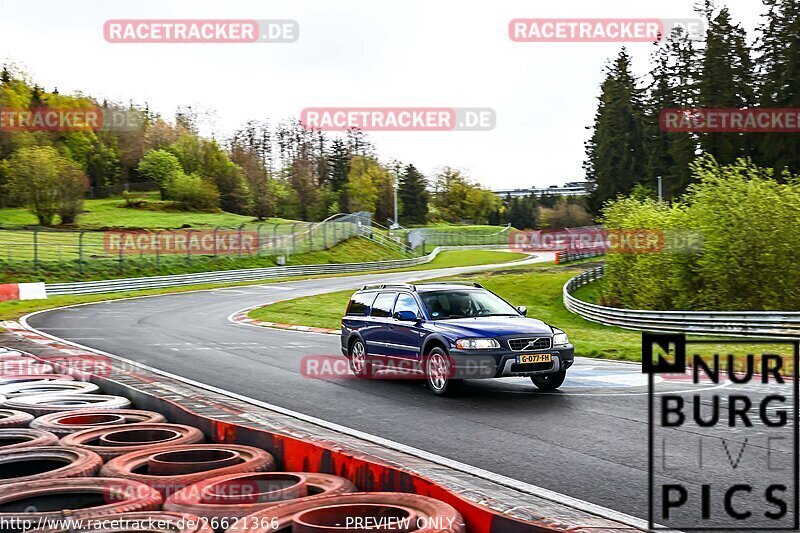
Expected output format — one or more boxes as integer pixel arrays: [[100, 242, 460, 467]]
[[451, 293, 474, 317]]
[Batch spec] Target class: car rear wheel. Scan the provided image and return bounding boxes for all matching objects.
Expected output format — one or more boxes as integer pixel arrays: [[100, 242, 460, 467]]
[[425, 348, 461, 396], [531, 369, 567, 391], [348, 340, 371, 378]]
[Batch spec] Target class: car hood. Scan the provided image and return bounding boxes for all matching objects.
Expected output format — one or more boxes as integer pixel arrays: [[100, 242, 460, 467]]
[[429, 316, 553, 339]]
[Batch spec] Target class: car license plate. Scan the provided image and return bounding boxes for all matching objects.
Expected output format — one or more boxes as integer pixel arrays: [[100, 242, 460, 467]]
[[517, 353, 552, 364]]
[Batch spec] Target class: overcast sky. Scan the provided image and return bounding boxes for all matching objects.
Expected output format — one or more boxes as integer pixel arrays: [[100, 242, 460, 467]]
[[0, 0, 763, 190]]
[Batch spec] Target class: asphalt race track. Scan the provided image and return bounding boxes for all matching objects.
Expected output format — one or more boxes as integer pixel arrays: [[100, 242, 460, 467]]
[[27, 256, 795, 524]]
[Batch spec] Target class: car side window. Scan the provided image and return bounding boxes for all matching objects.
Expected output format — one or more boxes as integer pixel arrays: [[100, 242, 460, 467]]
[[394, 293, 421, 318], [370, 292, 397, 318], [421, 293, 451, 318], [346, 292, 377, 316]]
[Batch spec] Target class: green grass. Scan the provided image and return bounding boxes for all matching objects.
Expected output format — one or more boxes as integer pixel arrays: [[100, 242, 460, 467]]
[[0, 194, 299, 230], [248, 259, 644, 361], [571, 278, 603, 304], [250, 290, 350, 329]]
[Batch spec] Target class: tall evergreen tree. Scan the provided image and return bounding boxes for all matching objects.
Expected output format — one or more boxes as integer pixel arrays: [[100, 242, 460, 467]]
[[755, 0, 800, 175], [584, 48, 648, 212], [327, 139, 350, 190], [643, 28, 700, 199], [698, 7, 755, 164], [398, 164, 428, 224]]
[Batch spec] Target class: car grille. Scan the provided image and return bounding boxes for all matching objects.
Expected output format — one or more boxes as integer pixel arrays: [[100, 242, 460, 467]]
[[508, 337, 551, 351], [510, 362, 553, 373]]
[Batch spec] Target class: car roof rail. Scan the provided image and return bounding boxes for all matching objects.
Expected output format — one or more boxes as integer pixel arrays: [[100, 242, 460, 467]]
[[415, 281, 484, 289], [360, 283, 417, 291]]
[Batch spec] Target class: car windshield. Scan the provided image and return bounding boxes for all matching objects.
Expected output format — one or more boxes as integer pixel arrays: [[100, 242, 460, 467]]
[[420, 290, 519, 319]]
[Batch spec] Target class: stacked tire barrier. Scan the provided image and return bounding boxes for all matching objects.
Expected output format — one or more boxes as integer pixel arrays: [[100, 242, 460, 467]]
[[0, 346, 467, 533]]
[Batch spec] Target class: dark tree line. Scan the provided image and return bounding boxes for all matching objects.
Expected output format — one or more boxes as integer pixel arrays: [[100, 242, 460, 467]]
[[584, 0, 800, 212]]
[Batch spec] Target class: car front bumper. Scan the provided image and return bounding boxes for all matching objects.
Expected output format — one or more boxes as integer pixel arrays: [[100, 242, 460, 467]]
[[448, 344, 574, 379]]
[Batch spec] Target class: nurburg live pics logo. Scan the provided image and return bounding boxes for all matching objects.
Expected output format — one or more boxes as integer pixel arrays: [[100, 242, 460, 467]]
[[644, 332, 799, 531]]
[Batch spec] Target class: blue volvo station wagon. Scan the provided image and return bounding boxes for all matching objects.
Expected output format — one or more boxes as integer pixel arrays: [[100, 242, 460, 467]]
[[340, 282, 574, 395]]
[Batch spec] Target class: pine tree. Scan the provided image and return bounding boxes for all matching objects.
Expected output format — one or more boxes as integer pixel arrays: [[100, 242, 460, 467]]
[[643, 28, 700, 199], [584, 48, 648, 212], [398, 164, 428, 224], [756, 0, 800, 174], [698, 7, 755, 164]]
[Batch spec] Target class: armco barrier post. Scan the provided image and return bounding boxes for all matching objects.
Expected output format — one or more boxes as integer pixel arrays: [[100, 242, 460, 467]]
[[212, 227, 219, 257], [118, 232, 124, 274], [155, 230, 162, 268], [32, 228, 39, 271], [78, 231, 85, 274], [238, 224, 245, 257]]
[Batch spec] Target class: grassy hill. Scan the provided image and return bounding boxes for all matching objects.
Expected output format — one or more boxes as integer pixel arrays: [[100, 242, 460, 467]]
[[0, 193, 297, 230]]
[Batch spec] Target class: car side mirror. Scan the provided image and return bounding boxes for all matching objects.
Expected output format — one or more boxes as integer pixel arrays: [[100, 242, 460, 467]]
[[395, 310, 419, 322], [516, 306, 527, 316]]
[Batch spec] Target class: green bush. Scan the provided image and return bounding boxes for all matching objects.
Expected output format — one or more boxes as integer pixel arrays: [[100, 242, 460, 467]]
[[166, 172, 221, 211], [600, 157, 800, 311]]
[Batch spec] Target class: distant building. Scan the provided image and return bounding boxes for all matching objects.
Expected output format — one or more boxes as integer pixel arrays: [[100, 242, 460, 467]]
[[493, 181, 593, 198]]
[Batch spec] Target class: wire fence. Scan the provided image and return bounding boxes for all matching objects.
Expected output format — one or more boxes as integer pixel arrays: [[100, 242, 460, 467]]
[[0, 214, 523, 279], [395, 224, 514, 248], [0, 212, 392, 274]]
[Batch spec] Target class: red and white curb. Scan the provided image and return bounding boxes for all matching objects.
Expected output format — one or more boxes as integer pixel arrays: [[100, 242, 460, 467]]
[[0, 282, 47, 302], [231, 310, 339, 335]]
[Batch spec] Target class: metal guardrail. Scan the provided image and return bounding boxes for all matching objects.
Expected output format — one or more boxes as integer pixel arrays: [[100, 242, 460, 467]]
[[564, 266, 800, 338], [555, 248, 604, 264], [46, 244, 510, 296]]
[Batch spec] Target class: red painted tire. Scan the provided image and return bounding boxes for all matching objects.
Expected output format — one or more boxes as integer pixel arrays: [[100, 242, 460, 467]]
[[0, 408, 34, 428], [2, 393, 131, 417], [0, 374, 75, 385], [225, 492, 466, 532], [164, 472, 357, 523], [62, 423, 205, 460], [0, 445, 102, 484], [0, 380, 99, 398], [23, 511, 215, 533], [101, 444, 276, 498], [30, 409, 167, 436], [0, 428, 59, 449], [0, 477, 162, 527]]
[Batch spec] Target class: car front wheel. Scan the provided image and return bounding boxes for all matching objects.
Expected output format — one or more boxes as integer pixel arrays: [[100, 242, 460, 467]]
[[425, 348, 461, 396], [531, 369, 567, 391]]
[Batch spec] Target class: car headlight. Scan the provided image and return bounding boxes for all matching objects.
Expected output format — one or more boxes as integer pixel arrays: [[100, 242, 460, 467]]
[[455, 338, 500, 350], [552, 332, 569, 346]]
